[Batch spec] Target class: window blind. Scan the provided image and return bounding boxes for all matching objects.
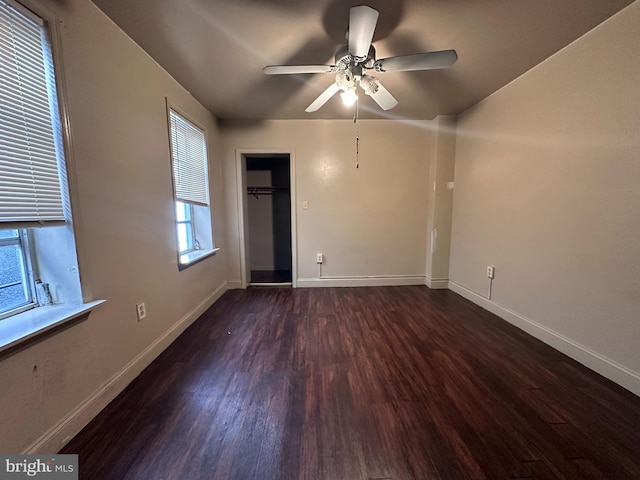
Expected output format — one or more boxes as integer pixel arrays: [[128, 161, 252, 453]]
[[169, 109, 209, 207], [0, 0, 67, 227]]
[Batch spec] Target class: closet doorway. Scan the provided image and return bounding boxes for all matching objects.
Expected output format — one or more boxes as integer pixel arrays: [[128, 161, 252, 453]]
[[237, 152, 296, 287]]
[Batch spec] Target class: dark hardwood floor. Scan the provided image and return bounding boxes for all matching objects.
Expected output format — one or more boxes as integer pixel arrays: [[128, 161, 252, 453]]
[[61, 286, 640, 479]]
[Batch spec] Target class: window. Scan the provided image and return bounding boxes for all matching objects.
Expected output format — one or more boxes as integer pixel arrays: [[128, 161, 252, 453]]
[[0, 230, 33, 319], [167, 107, 216, 267], [0, 0, 90, 333], [175, 201, 195, 254], [0, 0, 65, 319]]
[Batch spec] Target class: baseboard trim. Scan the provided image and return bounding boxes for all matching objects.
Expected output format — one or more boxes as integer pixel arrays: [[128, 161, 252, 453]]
[[297, 275, 425, 288], [448, 281, 640, 397], [25, 281, 231, 454], [425, 277, 449, 289]]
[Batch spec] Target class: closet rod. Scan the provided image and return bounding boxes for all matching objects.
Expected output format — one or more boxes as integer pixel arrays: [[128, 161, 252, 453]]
[[247, 186, 289, 198]]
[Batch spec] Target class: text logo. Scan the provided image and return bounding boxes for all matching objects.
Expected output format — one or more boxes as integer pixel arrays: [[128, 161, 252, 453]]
[[0, 455, 77, 480]]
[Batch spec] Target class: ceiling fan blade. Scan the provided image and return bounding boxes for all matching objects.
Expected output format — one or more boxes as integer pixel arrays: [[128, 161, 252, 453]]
[[305, 83, 340, 112], [368, 81, 398, 110], [348, 6, 379, 59], [375, 50, 458, 72], [263, 65, 334, 75]]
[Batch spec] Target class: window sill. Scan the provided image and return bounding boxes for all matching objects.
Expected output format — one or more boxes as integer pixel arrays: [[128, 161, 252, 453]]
[[0, 300, 105, 356], [179, 247, 219, 270]]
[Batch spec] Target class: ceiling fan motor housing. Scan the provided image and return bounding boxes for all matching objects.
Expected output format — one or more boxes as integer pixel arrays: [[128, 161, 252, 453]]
[[335, 44, 376, 69]]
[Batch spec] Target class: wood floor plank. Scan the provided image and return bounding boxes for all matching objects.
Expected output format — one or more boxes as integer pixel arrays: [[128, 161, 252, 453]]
[[61, 286, 640, 479]]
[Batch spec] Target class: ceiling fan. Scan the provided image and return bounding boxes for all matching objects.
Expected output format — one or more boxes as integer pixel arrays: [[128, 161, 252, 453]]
[[263, 5, 458, 113]]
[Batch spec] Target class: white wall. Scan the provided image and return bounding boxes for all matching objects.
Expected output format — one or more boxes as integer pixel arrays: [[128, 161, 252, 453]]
[[221, 119, 434, 287], [450, 2, 640, 394], [0, 0, 230, 453]]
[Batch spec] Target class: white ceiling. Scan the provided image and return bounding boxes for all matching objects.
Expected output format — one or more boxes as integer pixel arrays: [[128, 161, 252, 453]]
[[91, 0, 633, 120]]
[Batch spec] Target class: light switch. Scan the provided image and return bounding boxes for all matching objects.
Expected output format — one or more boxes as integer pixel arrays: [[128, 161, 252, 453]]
[[303, 201, 308, 209]]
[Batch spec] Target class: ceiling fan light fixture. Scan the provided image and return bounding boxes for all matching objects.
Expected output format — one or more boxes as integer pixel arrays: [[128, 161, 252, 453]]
[[336, 71, 356, 90], [359, 75, 379, 96], [340, 88, 358, 107]]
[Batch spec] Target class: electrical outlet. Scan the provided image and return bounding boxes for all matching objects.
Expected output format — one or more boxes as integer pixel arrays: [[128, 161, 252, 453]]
[[136, 302, 147, 321], [486, 266, 495, 279], [316, 253, 323, 264]]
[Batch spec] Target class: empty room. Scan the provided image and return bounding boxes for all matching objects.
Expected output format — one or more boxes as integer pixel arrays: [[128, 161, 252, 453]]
[[0, 0, 638, 479]]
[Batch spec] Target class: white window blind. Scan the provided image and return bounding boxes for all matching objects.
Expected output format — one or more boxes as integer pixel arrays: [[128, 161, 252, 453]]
[[0, 0, 67, 227], [169, 109, 209, 207]]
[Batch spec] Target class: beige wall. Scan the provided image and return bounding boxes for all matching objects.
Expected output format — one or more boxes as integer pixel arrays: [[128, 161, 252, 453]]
[[425, 116, 457, 288], [450, 2, 640, 393], [0, 0, 229, 453], [221, 119, 434, 286]]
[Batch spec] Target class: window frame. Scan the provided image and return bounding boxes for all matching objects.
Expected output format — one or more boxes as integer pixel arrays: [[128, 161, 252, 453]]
[[165, 101, 218, 269], [0, 0, 61, 321]]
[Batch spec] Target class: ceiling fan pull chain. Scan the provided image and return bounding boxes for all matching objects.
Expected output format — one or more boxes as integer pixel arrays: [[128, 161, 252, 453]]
[[355, 96, 360, 168]]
